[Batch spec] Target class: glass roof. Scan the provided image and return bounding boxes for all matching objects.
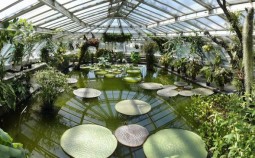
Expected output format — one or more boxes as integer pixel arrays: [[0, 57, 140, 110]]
[[0, 0, 253, 38]]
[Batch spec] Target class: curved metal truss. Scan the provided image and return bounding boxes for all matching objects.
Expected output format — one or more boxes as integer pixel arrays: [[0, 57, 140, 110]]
[[0, 0, 254, 38]]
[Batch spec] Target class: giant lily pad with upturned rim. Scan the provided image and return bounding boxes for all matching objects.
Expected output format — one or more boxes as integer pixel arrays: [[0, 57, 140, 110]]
[[73, 88, 101, 98], [139, 82, 163, 90], [115, 100, 151, 115], [114, 124, 149, 147], [123, 77, 142, 83], [192, 88, 214, 96], [60, 124, 117, 158], [127, 69, 141, 74], [157, 89, 178, 97], [105, 73, 115, 78], [178, 90, 194, 96], [143, 129, 207, 158], [162, 85, 177, 89]]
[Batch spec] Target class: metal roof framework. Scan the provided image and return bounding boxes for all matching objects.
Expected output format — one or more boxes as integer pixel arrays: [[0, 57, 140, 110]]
[[0, 0, 254, 38]]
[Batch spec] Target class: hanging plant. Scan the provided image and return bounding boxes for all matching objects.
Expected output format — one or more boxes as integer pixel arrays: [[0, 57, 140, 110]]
[[102, 33, 132, 43]]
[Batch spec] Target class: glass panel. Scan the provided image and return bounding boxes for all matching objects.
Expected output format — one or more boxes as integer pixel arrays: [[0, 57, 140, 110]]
[[0, 0, 18, 10], [32, 13, 62, 26], [18, 5, 51, 19], [39, 17, 68, 27], [0, 0, 39, 19]]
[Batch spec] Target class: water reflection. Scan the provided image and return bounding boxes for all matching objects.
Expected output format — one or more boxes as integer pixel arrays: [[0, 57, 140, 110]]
[[12, 66, 194, 158]]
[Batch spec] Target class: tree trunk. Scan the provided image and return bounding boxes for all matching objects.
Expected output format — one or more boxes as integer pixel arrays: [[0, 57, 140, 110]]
[[243, 8, 254, 97]]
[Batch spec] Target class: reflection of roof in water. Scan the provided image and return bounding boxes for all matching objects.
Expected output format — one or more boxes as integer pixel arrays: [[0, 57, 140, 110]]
[[18, 89, 190, 157]]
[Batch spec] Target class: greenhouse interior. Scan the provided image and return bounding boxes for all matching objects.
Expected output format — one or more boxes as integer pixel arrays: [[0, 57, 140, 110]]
[[0, 0, 255, 158]]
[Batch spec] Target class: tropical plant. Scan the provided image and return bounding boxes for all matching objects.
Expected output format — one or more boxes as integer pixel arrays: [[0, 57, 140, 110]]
[[173, 58, 188, 74], [213, 67, 232, 90], [130, 51, 140, 66], [185, 94, 255, 158], [186, 60, 202, 79], [0, 128, 27, 158], [200, 66, 213, 85], [97, 57, 111, 69], [40, 39, 55, 63], [159, 53, 172, 70], [0, 82, 16, 110], [144, 42, 158, 71], [149, 36, 168, 54], [34, 68, 69, 108], [202, 44, 213, 52]]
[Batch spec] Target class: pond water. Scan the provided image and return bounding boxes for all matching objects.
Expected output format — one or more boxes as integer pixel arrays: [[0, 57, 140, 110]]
[[1, 65, 199, 158]]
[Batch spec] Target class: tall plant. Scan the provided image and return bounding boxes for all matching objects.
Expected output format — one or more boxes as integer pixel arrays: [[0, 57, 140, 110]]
[[144, 42, 158, 71], [242, 8, 254, 97]]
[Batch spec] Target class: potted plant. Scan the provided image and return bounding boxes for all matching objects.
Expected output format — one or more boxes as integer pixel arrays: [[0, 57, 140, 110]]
[[144, 42, 158, 71], [186, 60, 202, 80], [34, 69, 69, 110], [200, 66, 213, 86], [130, 51, 140, 66]]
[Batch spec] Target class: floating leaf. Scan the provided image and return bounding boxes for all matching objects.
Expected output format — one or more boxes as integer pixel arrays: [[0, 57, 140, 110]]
[[114, 124, 149, 147], [60, 124, 117, 158], [179, 90, 194, 97], [115, 100, 151, 115], [73, 88, 101, 98], [123, 77, 142, 83], [157, 89, 178, 97], [174, 81, 188, 87], [139, 82, 163, 90], [192, 88, 214, 96], [143, 129, 207, 158]]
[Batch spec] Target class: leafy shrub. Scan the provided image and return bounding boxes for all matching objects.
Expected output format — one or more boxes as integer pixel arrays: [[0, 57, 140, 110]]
[[34, 68, 69, 108]]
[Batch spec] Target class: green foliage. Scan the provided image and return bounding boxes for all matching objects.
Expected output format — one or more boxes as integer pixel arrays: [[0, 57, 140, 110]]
[[0, 128, 27, 158], [40, 39, 55, 63], [57, 42, 67, 54], [213, 67, 232, 89], [144, 42, 158, 70], [202, 44, 213, 52], [97, 57, 111, 69], [34, 68, 69, 107], [186, 94, 255, 158], [149, 36, 168, 54], [0, 82, 16, 110], [200, 66, 213, 83], [186, 60, 202, 79], [102, 33, 132, 43], [95, 49, 115, 63], [130, 52, 140, 65]]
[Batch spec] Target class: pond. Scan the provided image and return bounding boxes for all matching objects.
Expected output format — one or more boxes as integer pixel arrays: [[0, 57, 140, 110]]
[[1, 65, 199, 158]]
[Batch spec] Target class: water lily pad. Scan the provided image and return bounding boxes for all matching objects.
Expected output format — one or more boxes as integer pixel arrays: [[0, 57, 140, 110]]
[[115, 100, 151, 115], [174, 81, 188, 87], [143, 129, 207, 158], [192, 88, 214, 96], [157, 89, 178, 97], [113, 70, 122, 74], [95, 71, 107, 75], [162, 85, 177, 90], [60, 124, 117, 158], [127, 69, 141, 74], [179, 90, 194, 97], [114, 124, 149, 147], [105, 73, 115, 78], [80, 66, 90, 70], [123, 77, 142, 83], [67, 78, 78, 84], [139, 82, 163, 90], [73, 88, 101, 98]]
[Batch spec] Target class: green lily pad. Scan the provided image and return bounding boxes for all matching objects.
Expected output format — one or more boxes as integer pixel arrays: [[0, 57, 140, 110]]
[[105, 73, 115, 78], [178, 90, 194, 97], [114, 124, 149, 147], [174, 81, 188, 87], [157, 89, 178, 97], [143, 129, 207, 158], [192, 88, 214, 96], [127, 69, 141, 74], [95, 71, 107, 75], [115, 100, 151, 115], [113, 70, 122, 74], [123, 77, 142, 83], [73, 88, 101, 98], [139, 82, 163, 90], [60, 124, 117, 158], [184, 85, 193, 90], [80, 66, 91, 70]]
